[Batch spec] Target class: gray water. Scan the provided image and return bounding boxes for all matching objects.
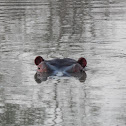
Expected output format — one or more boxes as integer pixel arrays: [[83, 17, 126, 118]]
[[0, 0, 126, 126]]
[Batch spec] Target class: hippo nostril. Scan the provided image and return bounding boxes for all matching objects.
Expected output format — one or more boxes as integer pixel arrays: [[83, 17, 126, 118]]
[[38, 67, 40, 70]]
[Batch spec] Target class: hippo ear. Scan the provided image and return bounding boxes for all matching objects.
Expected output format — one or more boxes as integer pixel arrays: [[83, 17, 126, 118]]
[[34, 56, 44, 65], [77, 57, 87, 68]]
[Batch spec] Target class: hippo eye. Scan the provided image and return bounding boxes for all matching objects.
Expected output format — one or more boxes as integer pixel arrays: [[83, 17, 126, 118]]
[[38, 67, 40, 70]]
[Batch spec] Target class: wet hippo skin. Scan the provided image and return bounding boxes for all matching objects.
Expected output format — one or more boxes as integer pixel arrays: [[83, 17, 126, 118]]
[[34, 56, 87, 83]]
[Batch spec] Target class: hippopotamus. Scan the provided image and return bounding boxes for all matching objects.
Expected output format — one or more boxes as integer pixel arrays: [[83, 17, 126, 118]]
[[34, 56, 87, 83]]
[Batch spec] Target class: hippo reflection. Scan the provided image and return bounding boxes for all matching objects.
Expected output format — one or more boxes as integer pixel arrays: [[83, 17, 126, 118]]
[[34, 56, 87, 83]]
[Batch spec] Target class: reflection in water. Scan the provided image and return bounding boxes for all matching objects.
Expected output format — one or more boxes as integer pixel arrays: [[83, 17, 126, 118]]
[[34, 71, 87, 83], [0, 0, 126, 126]]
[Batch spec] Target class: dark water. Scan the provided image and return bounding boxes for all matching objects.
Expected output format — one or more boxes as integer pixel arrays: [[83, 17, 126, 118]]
[[0, 0, 126, 126]]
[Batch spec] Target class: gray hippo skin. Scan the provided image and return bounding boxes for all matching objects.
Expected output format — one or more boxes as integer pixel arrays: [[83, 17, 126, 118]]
[[34, 56, 87, 83]]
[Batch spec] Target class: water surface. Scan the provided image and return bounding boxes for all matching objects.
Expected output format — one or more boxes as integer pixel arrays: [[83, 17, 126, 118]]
[[0, 0, 126, 126]]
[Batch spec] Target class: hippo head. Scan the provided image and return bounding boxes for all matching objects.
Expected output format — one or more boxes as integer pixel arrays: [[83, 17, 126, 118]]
[[34, 56, 87, 83]]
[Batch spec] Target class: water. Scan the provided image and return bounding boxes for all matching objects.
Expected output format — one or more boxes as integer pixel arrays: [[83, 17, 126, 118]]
[[0, 0, 126, 126]]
